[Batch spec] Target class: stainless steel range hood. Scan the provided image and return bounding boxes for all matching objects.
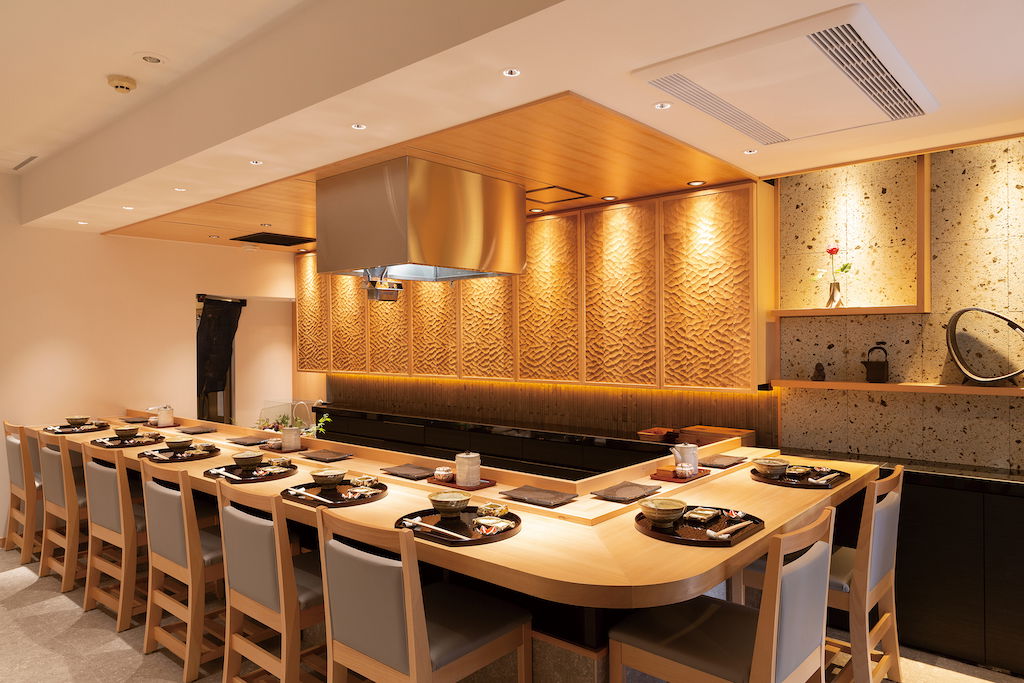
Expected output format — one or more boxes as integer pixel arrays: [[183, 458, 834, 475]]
[[315, 157, 526, 281]]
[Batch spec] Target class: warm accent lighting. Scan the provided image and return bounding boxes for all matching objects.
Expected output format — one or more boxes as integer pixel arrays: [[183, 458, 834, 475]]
[[297, 248, 308, 253], [529, 208, 544, 213], [743, 149, 758, 155], [351, 123, 367, 130], [602, 196, 618, 201], [121, 205, 135, 210], [502, 68, 521, 77], [687, 181, 706, 187], [654, 102, 672, 110], [76, 220, 88, 225], [173, 187, 187, 191]]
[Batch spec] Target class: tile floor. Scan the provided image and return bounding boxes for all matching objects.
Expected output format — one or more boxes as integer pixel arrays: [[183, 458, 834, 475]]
[[0, 550, 1019, 682]]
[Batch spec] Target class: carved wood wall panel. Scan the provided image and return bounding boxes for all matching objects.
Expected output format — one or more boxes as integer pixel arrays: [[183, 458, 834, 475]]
[[662, 188, 752, 387], [460, 277, 514, 378], [583, 201, 658, 385], [367, 296, 409, 374], [408, 281, 457, 376], [518, 213, 581, 381], [295, 253, 330, 371], [329, 275, 366, 373]]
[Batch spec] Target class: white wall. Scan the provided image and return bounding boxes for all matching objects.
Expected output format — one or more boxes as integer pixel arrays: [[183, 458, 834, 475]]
[[233, 298, 295, 429]]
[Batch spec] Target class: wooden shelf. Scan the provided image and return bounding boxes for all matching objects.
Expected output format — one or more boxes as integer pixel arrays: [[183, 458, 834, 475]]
[[772, 379, 1024, 397], [773, 305, 927, 318]]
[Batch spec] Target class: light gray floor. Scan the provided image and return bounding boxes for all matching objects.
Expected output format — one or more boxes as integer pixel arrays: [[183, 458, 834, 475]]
[[0, 549, 1019, 682]]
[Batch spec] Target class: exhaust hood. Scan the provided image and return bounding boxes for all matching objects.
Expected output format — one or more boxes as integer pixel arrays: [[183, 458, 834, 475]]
[[316, 156, 526, 282]]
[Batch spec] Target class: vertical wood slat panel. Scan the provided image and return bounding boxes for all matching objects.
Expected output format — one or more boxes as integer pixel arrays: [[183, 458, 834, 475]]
[[295, 253, 330, 372]]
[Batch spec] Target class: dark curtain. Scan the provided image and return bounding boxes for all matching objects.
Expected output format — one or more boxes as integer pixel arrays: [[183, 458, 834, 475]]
[[196, 299, 244, 394]]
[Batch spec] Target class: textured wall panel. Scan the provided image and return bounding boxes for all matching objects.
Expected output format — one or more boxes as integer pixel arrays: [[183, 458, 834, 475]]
[[329, 275, 366, 372], [295, 254, 330, 372], [663, 189, 752, 388], [519, 214, 580, 381], [367, 296, 409, 374], [583, 202, 658, 384], [461, 277, 514, 378], [408, 281, 457, 376]]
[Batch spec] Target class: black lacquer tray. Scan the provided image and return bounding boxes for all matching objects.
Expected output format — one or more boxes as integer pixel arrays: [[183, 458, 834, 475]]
[[204, 463, 298, 484], [139, 446, 220, 462], [282, 480, 388, 508], [634, 506, 764, 547], [395, 507, 522, 547], [45, 423, 108, 434], [91, 434, 165, 449], [749, 467, 850, 489]]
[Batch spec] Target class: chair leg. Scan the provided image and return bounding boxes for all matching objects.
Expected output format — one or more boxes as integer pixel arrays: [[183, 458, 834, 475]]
[[327, 654, 349, 683], [143, 566, 163, 654], [116, 544, 138, 632], [879, 586, 903, 682], [2, 493, 15, 551], [609, 639, 624, 683], [83, 535, 101, 610], [223, 605, 244, 683], [62, 521, 81, 593], [727, 570, 746, 604], [516, 624, 532, 682], [19, 496, 37, 565], [38, 512, 54, 578], [281, 624, 301, 683], [848, 594, 872, 683], [183, 583, 204, 683]]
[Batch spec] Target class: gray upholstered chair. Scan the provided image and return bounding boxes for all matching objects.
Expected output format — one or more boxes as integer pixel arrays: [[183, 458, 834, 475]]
[[609, 507, 835, 683], [81, 443, 148, 631], [141, 461, 225, 682], [316, 507, 533, 682], [3, 421, 41, 565], [216, 479, 324, 683], [742, 468, 905, 683], [35, 429, 88, 592]]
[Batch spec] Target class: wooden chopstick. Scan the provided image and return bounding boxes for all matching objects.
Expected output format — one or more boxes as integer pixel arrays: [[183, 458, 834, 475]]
[[402, 518, 471, 541], [286, 488, 334, 504]]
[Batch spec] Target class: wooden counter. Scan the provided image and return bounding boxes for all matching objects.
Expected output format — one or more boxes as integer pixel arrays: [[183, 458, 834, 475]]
[[33, 411, 877, 609]]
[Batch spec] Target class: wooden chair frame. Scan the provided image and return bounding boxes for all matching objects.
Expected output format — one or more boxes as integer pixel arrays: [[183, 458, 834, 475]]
[[81, 443, 148, 631], [611, 507, 835, 683], [216, 480, 325, 683], [35, 429, 88, 592], [3, 421, 41, 564], [316, 508, 532, 683], [825, 467, 904, 683], [141, 461, 226, 682]]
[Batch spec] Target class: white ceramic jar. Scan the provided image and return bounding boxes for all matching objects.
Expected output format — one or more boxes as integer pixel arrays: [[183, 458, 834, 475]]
[[455, 451, 481, 487], [671, 442, 699, 469]]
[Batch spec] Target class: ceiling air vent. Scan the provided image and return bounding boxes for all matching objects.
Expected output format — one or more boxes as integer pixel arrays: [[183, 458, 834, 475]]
[[230, 232, 314, 247], [633, 3, 937, 145]]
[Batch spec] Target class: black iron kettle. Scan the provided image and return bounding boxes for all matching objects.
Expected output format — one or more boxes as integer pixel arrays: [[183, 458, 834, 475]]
[[862, 342, 889, 383]]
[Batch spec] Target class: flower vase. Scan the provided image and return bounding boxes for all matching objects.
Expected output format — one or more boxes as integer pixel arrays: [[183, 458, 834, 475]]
[[825, 281, 844, 309]]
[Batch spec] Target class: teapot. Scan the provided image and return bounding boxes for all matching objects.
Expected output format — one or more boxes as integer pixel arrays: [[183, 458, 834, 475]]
[[147, 404, 174, 427], [861, 343, 889, 383]]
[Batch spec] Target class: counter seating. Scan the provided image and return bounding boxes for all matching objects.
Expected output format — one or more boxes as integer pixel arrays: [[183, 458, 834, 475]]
[[609, 507, 835, 683], [3, 421, 42, 565], [216, 480, 325, 683], [316, 509, 533, 682], [81, 444, 149, 631], [35, 430, 88, 592], [141, 461, 226, 682]]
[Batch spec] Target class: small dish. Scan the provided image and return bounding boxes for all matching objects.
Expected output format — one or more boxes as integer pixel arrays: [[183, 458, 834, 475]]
[[477, 502, 509, 518], [343, 486, 379, 499], [472, 516, 515, 532], [113, 425, 139, 441], [428, 490, 472, 517], [683, 507, 721, 524], [197, 443, 218, 452], [639, 498, 687, 527], [786, 465, 811, 477], [66, 416, 90, 427], [752, 457, 790, 479], [232, 451, 264, 471], [311, 469, 347, 489], [349, 474, 378, 487], [92, 420, 109, 429], [267, 456, 292, 467]]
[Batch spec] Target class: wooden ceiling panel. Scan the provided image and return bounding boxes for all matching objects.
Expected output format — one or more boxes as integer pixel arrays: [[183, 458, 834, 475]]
[[109, 93, 754, 249]]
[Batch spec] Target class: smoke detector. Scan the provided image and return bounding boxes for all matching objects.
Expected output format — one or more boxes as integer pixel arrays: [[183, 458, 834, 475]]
[[107, 75, 137, 93]]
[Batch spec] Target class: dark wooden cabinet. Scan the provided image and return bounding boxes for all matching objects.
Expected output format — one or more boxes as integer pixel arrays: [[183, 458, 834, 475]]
[[983, 492, 1024, 673]]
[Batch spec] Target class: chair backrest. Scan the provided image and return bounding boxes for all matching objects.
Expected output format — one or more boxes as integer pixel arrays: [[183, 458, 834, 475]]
[[751, 507, 835, 683], [855, 466, 904, 594], [3, 421, 30, 492], [317, 508, 430, 679], [141, 461, 203, 574], [81, 444, 137, 542], [216, 480, 298, 621], [35, 430, 79, 513]]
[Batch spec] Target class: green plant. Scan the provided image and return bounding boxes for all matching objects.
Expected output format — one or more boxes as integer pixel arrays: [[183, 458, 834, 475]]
[[304, 413, 331, 436]]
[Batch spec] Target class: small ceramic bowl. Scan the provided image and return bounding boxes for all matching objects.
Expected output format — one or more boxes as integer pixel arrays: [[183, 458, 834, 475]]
[[147, 416, 159, 426], [639, 498, 687, 527], [477, 502, 509, 518], [428, 491, 472, 517], [349, 474, 378, 487], [66, 416, 90, 427], [92, 420, 109, 429], [164, 437, 193, 453], [197, 443, 217, 452], [267, 456, 291, 467], [311, 469, 347, 489], [232, 451, 264, 471], [753, 457, 790, 479], [113, 425, 139, 441], [433, 466, 455, 482]]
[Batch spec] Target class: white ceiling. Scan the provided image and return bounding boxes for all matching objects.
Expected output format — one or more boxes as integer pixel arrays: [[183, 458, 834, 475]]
[[0, 0, 309, 172], [9, 0, 1024, 232]]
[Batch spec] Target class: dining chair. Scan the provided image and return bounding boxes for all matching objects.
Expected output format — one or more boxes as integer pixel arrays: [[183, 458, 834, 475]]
[[315, 507, 533, 682], [609, 507, 835, 683], [141, 461, 226, 682], [3, 421, 42, 565], [216, 479, 325, 683], [81, 442, 149, 631], [35, 429, 88, 592]]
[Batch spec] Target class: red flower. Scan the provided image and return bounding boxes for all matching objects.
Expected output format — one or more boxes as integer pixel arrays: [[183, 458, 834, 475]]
[[826, 246, 840, 255]]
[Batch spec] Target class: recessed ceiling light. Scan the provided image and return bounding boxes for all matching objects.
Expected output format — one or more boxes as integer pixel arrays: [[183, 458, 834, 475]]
[[297, 249, 308, 253], [76, 220, 89, 225], [654, 102, 672, 110], [173, 187, 187, 191], [743, 149, 758, 155], [208, 234, 221, 239], [351, 123, 367, 130], [141, 55, 162, 64], [249, 160, 263, 165], [502, 68, 521, 78], [260, 223, 272, 227], [529, 208, 543, 213], [121, 205, 135, 210], [601, 196, 618, 201], [687, 181, 706, 187]]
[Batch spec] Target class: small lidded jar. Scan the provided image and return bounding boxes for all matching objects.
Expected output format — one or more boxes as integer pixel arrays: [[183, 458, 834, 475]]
[[434, 465, 455, 482]]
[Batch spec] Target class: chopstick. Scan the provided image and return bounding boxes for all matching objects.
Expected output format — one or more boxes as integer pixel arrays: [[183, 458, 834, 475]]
[[286, 488, 334, 504], [210, 467, 243, 481], [809, 472, 840, 485], [401, 518, 471, 541], [707, 520, 753, 539]]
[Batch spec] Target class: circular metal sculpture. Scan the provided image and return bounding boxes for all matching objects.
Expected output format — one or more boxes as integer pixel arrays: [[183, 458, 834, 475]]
[[946, 307, 1024, 383]]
